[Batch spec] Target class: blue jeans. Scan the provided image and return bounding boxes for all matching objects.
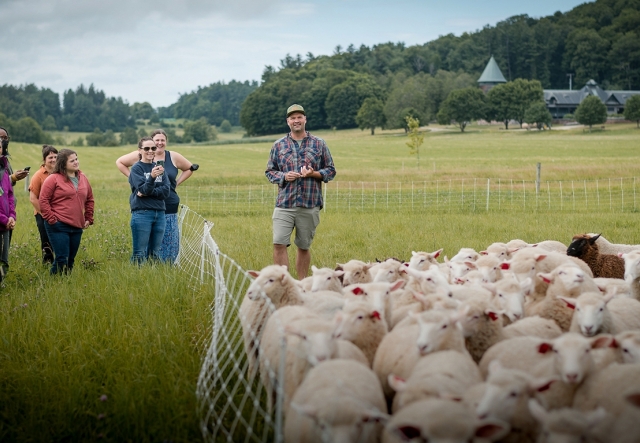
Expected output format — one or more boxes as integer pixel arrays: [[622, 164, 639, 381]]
[[44, 221, 83, 275], [130, 210, 166, 264]]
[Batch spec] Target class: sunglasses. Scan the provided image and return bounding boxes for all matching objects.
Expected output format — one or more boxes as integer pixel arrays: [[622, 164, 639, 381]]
[[141, 146, 157, 152]]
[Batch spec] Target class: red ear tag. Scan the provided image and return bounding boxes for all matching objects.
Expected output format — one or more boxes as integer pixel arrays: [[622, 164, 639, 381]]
[[500, 263, 510, 270], [352, 287, 365, 296], [487, 312, 499, 321], [371, 311, 381, 320], [538, 343, 553, 354]]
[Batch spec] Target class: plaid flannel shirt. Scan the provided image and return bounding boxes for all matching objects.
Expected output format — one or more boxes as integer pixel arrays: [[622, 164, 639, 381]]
[[265, 132, 336, 209]]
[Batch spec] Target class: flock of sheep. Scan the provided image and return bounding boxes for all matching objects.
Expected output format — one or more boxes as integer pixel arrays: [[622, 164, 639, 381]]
[[238, 234, 640, 443]]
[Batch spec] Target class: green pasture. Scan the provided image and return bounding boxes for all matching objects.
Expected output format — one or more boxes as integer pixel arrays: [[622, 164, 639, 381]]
[[2, 123, 640, 442]]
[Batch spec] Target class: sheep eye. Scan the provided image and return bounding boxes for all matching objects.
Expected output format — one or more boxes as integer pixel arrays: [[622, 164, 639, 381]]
[[509, 391, 518, 398], [599, 307, 604, 312], [623, 348, 630, 353], [498, 293, 504, 298], [472, 315, 479, 320], [442, 324, 448, 329], [426, 278, 433, 282], [268, 278, 274, 283], [357, 315, 364, 320]]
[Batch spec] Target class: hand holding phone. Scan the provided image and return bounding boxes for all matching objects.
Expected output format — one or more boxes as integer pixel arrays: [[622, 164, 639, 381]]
[[24, 166, 31, 171], [155, 160, 164, 175]]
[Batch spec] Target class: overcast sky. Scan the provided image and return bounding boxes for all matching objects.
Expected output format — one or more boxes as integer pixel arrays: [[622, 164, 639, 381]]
[[1, 0, 587, 108]]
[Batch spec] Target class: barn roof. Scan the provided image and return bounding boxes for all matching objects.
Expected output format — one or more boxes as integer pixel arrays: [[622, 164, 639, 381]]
[[478, 56, 507, 84]]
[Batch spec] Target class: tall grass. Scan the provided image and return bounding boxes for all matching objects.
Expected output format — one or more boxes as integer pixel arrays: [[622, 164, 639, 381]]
[[1, 124, 639, 441]]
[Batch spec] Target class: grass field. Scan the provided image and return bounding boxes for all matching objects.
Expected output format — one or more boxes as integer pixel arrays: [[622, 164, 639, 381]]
[[1, 122, 640, 442]]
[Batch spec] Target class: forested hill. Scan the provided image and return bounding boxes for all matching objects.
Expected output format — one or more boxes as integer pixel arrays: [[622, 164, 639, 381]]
[[241, 0, 640, 135]]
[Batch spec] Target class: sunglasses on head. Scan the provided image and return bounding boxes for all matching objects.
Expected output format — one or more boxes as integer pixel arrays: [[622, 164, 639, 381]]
[[141, 146, 157, 151]]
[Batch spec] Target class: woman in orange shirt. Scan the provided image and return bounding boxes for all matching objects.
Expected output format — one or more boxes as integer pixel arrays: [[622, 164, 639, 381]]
[[29, 145, 58, 264]]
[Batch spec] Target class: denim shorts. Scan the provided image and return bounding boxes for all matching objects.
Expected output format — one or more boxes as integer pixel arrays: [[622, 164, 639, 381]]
[[272, 206, 320, 250]]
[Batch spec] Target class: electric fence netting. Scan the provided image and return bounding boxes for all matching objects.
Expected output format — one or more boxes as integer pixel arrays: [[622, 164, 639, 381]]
[[178, 205, 290, 443], [179, 177, 640, 215]]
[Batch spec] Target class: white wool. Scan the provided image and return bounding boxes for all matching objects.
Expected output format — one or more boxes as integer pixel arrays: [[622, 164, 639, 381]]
[[309, 265, 344, 293], [408, 249, 442, 270], [336, 259, 373, 286]]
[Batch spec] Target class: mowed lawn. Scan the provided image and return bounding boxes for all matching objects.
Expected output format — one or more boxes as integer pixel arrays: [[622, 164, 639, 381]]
[[1, 123, 640, 442]]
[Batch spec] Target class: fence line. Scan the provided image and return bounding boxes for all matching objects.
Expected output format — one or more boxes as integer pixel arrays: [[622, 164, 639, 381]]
[[175, 177, 640, 214]]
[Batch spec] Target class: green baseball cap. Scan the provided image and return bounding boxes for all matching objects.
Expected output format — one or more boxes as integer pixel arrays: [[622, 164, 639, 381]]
[[286, 104, 305, 117]]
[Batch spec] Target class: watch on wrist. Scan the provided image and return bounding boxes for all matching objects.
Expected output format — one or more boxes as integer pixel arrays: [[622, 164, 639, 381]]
[[189, 164, 199, 172]]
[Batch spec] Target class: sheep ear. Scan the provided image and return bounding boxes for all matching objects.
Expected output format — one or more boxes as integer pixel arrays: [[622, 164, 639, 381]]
[[432, 248, 442, 259], [411, 251, 418, 257], [334, 270, 344, 278], [534, 254, 547, 262], [602, 292, 615, 303], [590, 334, 615, 349], [464, 261, 477, 269], [475, 421, 509, 441], [284, 325, 306, 340], [618, 252, 624, 258], [444, 256, 450, 263], [391, 280, 406, 291], [590, 234, 601, 244], [529, 376, 557, 393], [311, 265, 318, 273], [556, 296, 577, 310], [388, 374, 406, 392], [538, 272, 553, 284], [248, 270, 260, 278], [528, 398, 547, 422], [480, 250, 488, 255]]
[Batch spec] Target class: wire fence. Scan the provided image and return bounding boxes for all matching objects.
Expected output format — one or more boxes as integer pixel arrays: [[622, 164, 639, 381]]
[[177, 177, 640, 215]]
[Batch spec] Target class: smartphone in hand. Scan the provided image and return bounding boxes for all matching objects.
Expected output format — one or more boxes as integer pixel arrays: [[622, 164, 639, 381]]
[[24, 166, 31, 171], [156, 160, 164, 175]]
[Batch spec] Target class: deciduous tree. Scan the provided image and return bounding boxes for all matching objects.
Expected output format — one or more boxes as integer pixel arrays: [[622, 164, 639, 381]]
[[356, 98, 385, 135], [437, 88, 487, 132], [405, 116, 425, 168], [575, 96, 607, 132], [624, 95, 640, 128]]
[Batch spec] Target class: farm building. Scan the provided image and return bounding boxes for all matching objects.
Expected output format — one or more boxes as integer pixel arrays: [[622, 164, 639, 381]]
[[477, 57, 640, 118]]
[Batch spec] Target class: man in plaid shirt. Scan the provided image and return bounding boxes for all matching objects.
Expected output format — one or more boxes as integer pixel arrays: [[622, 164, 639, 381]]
[[265, 104, 336, 279]]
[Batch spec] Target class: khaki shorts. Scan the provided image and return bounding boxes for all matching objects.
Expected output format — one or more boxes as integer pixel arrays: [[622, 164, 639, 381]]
[[272, 207, 320, 250]]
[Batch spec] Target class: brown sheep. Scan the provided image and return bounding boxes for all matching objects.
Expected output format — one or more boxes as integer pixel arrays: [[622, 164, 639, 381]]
[[567, 233, 624, 279]]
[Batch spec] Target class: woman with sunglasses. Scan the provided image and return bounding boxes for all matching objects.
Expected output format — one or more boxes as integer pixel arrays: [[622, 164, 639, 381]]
[[116, 129, 197, 264], [129, 137, 170, 264]]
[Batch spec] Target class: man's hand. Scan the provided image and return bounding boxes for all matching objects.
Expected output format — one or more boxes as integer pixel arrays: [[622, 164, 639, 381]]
[[284, 171, 301, 182], [13, 170, 29, 181], [300, 165, 315, 178]]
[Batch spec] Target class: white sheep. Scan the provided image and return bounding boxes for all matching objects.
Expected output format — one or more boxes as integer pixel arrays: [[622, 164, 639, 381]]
[[258, 305, 333, 412], [307, 265, 345, 293], [444, 257, 477, 283], [456, 294, 506, 363], [487, 276, 531, 323], [369, 258, 406, 283], [476, 361, 558, 442], [559, 291, 640, 336], [407, 249, 442, 270], [284, 359, 388, 443], [388, 349, 481, 412], [621, 250, 640, 301], [300, 291, 345, 321], [528, 398, 608, 443], [534, 240, 568, 254], [333, 299, 389, 365], [474, 254, 506, 283], [450, 247, 481, 262], [336, 259, 373, 286], [573, 362, 640, 417], [343, 280, 405, 328], [382, 398, 508, 443], [506, 248, 593, 304], [414, 308, 469, 357], [594, 277, 632, 298], [240, 265, 305, 376], [481, 242, 512, 261], [502, 316, 563, 340], [592, 234, 640, 255]]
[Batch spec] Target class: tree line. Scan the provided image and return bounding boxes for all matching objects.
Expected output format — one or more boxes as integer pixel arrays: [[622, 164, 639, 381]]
[[240, 0, 640, 135]]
